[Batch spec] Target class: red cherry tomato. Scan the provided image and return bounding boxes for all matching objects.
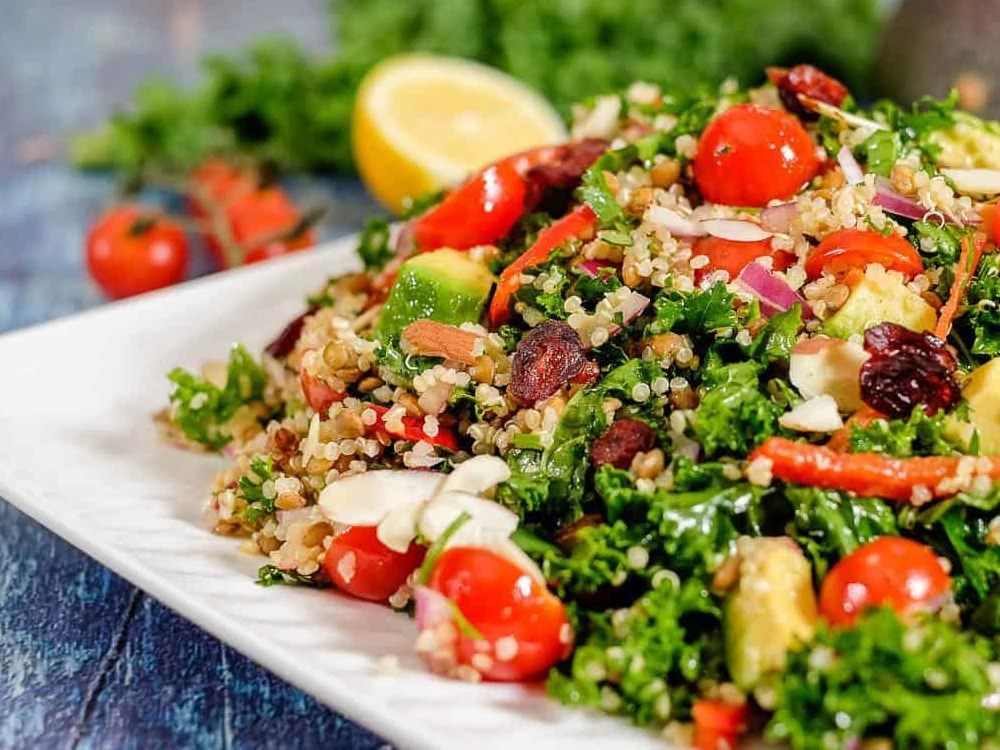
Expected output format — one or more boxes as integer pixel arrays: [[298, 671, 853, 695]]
[[229, 187, 316, 264], [323, 526, 425, 602], [413, 160, 527, 252], [805, 228, 924, 281], [365, 404, 461, 452], [85, 205, 189, 300], [692, 236, 795, 284], [694, 104, 820, 207], [819, 537, 951, 627], [300, 369, 347, 413], [692, 699, 749, 750], [428, 547, 570, 681]]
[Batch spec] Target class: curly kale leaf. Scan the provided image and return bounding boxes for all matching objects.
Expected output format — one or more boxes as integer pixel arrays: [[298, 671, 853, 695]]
[[768, 608, 1000, 750], [167, 344, 269, 450], [963, 251, 1000, 357], [694, 361, 782, 458], [746, 304, 803, 364], [848, 406, 965, 458], [239, 456, 276, 526], [650, 282, 738, 342]]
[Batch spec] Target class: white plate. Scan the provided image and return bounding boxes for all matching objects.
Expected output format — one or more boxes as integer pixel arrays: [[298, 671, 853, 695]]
[[0, 237, 672, 750]]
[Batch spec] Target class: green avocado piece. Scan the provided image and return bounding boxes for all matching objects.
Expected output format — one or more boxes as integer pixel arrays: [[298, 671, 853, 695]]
[[724, 537, 818, 690], [823, 265, 936, 340], [377, 249, 495, 340]]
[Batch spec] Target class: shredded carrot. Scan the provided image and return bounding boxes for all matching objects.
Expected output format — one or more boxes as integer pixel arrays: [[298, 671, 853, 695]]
[[934, 237, 985, 340]]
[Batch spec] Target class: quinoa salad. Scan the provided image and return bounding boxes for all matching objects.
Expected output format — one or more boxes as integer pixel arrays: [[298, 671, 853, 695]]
[[160, 65, 1000, 749]]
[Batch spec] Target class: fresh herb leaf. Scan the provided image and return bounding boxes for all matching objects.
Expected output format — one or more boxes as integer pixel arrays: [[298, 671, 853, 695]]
[[356, 217, 393, 271], [256, 564, 328, 587]]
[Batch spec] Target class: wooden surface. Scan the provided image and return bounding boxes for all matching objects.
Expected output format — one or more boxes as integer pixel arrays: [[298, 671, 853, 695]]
[[0, 1, 388, 747]]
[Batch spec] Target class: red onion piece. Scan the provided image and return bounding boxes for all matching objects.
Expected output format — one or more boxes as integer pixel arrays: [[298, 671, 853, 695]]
[[737, 261, 813, 319], [575, 259, 604, 278], [872, 179, 937, 222], [645, 205, 705, 239], [414, 585, 453, 632], [605, 291, 651, 340], [836, 146, 864, 186], [760, 202, 798, 233], [701, 219, 773, 243]]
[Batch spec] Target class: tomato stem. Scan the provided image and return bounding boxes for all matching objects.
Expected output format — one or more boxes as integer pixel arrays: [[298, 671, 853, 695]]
[[418, 511, 471, 585]]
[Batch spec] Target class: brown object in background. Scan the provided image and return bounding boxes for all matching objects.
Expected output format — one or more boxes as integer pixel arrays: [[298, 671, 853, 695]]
[[876, 0, 997, 116]]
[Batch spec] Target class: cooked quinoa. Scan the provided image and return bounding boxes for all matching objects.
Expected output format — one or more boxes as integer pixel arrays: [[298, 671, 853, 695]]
[[163, 65, 1000, 748]]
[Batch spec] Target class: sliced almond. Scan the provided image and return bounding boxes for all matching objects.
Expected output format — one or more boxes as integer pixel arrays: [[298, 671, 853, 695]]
[[438, 455, 511, 497], [317, 470, 440, 526], [401, 319, 481, 365]]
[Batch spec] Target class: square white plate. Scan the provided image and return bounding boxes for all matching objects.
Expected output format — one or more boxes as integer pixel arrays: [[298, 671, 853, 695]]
[[0, 237, 672, 750]]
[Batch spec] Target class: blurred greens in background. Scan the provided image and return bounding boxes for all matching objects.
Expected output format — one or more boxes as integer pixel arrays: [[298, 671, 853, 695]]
[[71, 0, 881, 180]]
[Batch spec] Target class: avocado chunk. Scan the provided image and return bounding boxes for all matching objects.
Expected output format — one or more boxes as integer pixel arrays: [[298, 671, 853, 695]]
[[950, 357, 1000, 454], [377, 249, 495, 340], [723, 537, 819, 690], [823, 265, 936, 340]]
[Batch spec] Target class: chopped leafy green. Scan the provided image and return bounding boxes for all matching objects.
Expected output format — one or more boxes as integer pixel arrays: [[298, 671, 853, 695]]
[[167, 344, 269, 450], [963, 252, 1000, 357], [649, 282, 738, 342], [256, 564, 328, 587], [356, 217, 393, 271], [694, 361, 781, 457], [857, 129, 900, 177], [239, 456, 277, 526], [747, 304, 803, 363], [768, 608, 1000, 750], [848, 406, 964, 458]]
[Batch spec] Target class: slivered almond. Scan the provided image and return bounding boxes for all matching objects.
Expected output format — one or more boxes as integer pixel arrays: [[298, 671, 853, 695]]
[[401, 320, 480, 365]]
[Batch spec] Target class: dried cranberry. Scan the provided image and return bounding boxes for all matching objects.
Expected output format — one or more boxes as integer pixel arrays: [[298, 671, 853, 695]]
[[859, 322, 960, 419], [265, 306, 317, 359], [767, 65, 849, 121], [525, 138, 608, 207], [590, 419, 656, 469], [570, 361, 602, 386], [509, 321, 592, 404]]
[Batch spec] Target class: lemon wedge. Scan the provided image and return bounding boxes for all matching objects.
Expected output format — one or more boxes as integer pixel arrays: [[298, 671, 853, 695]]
[[353, 54, 567, 214]]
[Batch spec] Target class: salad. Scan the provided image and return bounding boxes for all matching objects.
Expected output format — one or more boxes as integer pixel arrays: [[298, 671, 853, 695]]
[[160, 65, 1000, 749]]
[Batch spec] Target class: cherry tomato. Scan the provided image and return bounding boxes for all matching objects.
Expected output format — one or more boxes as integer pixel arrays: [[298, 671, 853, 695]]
[[85, 205, 189, 300], [413, 160, 527, 252], [229, 187, 315, 264], [692, 699, 749, 750], [323, 526, 426, 602], [428, 547, 570, 681], [692, 236, 795, 284], [805, 228, 924, 280], [300, 369, 346, 413], [694, 104, 820, 207], [365, 404, 461, 452], [819, 537, 950, 627]]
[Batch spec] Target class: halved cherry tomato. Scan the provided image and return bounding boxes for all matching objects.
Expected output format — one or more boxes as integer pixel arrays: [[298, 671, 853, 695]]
[[692, 236, 795, 283], [366, 404, 461, 452], [428, 547, 570, 681], [323, 526, 425, 602], [692, 699, 749, 750], [301, 369, 347, 413], [413, 160, 527, 252], [804, 228, 923, 280], [819, 537, 950, 627], [694, 104, 820, 207], [85, 205, 189, 299], [489, 204, 598, 326]]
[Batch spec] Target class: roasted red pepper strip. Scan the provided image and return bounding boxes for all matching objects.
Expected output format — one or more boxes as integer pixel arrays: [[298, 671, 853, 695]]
[[751, 436, 1000, 502], [365, 404, 460, 452], [489, 205, 598, 326], [692, 700, 748, 750]]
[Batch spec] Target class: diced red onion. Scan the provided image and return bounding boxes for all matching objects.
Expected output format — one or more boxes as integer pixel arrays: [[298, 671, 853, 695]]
[[605, 291, 651, 340], [575, 259, 604, 278], [702, 219, 773, 243], [645, 205, 705, 239], [836, 146, 864, 186], [737, 261, 813, 319], [414, 585, 453, 632], [760, 202, 798, 233]]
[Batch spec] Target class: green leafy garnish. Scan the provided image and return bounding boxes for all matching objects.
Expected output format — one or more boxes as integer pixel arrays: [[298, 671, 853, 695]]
[[356, 217, 393, 272]]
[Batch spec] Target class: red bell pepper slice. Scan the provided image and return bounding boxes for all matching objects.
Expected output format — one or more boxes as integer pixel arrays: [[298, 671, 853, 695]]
[[488, 204, 598, 326], [365, 404, 460, 452], [692, 699, 748, 750], [750, 436, 1000, 502]]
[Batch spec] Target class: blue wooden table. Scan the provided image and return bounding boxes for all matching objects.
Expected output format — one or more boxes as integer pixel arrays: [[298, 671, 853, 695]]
[[0, 1, 389, 747]]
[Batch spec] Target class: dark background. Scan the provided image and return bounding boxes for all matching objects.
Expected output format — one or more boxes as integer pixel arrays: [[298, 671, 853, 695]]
[[0, 1, 386, 747]]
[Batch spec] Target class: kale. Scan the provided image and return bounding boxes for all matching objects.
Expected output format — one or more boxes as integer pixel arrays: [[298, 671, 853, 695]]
[[649, 282, 738, 342], [542, 519, 643, 600], [768, 608, 1000, 750], [578, 133, 673, 226], [573, 265, 623, 306], [746, 304, 803, 364], [355, 216, 392, 271], [239, 456, 277, 526], [867, 93, 960, 165], [694, 361, 782, 458], [963, 251, 1000, 357], [783, 487, 898, 578], [912, 220, 973, 270], [548, 577, 726, 725], [848, 406, 964, 458], [857, 129, 900, 177], [256, 564, 329, 587], [167, 344, 269, 450]]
